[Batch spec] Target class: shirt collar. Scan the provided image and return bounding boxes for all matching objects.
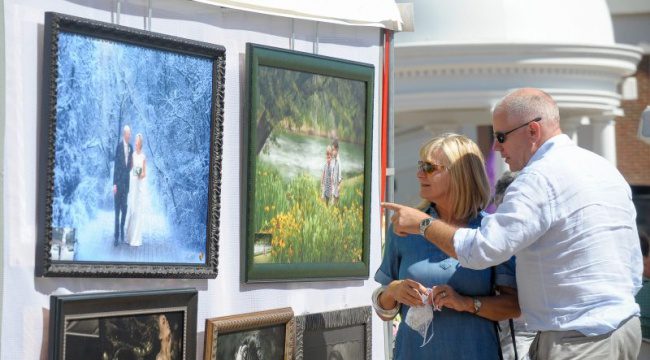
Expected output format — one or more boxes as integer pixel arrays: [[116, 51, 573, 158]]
[[525, 133, 572, 167]]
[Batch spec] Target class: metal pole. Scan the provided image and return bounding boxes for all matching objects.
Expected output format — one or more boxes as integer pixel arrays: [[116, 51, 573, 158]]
[[147, 0, 152, 31], [380, 28, 396, 360], [116, 0, 122, 25], [313, 22, 319, 54], [290, 19, 295, 50]]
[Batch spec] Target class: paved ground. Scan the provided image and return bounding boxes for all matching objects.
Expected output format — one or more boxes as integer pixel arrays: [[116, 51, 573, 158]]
[[72, 209, 203, 264]]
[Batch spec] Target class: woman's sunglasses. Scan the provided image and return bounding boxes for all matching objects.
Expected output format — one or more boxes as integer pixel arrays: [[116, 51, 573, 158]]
[[494, 117, 542, 143], [417, 160, 447, 174]]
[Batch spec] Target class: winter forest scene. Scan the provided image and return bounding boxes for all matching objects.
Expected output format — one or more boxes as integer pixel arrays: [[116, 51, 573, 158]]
[[50, 31, 213, 264], [252, 65, 368, 264]]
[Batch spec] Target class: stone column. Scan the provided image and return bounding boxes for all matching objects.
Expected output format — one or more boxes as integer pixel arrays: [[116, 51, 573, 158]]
[[562, 117, 582, 145], [591, 117, 617, 166]]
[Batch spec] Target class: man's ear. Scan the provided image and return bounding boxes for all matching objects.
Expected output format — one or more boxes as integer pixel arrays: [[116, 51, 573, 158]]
[[529, 121, 542, 142]]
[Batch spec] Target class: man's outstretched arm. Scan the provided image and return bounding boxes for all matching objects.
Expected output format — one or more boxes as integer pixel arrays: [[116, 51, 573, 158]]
[[381, 202, 459, 258]]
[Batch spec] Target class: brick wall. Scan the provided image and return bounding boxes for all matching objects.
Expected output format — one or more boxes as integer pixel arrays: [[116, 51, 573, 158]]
[[617, 55, 650, 185]]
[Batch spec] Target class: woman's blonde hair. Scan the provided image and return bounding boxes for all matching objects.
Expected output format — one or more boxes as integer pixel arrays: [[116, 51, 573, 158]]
[[417, 133, 490, 222]]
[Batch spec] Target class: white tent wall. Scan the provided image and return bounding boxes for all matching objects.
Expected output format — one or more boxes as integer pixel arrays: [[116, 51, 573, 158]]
[[1, 0, 385, 358]]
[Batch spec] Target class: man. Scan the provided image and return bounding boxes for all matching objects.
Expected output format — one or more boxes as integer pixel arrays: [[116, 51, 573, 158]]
[[383, 88, 642, 359], [113, 125, 133, 246]]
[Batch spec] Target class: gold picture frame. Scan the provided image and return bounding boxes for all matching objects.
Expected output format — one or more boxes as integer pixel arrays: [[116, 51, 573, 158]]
[[204, 307, 295, 360]]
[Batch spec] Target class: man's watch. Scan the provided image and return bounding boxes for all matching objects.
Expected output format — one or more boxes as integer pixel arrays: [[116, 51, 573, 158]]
[[419, 217, 434, 237], [472, 297, 482, 314]]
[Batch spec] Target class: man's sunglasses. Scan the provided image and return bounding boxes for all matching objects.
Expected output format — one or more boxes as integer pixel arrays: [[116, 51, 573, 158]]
[[494, 117, 542, 143], [417, 160, 447, 174]]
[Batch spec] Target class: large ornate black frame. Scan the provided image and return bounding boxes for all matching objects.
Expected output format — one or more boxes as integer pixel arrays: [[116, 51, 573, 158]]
[[295, 306, 372, 360], [49, 288, 198, 360], [36, 12, 224, 278]]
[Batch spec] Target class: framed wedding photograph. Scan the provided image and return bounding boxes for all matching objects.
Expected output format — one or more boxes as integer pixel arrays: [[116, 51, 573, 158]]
[[204, 307, 295, 360], [49, 288, 198, 360], [242, 43, 374, 282], [36, 12, 225, 278], [295, 306, 372, 360]]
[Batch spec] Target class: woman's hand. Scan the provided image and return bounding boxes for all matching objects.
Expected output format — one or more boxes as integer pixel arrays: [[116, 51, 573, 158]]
[[429, 284, 472, 313], [384, 279, 429, 307]]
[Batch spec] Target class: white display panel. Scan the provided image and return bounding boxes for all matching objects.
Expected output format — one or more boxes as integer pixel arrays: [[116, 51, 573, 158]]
[[1, 0, 385, 358]]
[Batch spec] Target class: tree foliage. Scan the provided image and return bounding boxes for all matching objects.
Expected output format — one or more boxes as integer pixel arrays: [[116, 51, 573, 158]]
[[255, 66, 366, 153]]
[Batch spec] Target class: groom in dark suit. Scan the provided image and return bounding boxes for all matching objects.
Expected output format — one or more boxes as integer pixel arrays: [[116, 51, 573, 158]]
[[113, 125, 133, 246]]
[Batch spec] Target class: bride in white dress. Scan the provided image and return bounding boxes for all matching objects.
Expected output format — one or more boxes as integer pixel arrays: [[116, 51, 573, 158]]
[[126, 133, 147, 246]]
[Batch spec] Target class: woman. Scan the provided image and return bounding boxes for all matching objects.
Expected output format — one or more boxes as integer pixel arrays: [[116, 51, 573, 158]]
[[126, 133, 147, 246], [156, 314, 173, 360], [373, 133, 520, 359]]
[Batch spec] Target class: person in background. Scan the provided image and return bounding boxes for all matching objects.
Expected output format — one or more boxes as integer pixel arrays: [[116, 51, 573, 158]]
[[383, 88, 642, 360], [373, 133, 520, 360], [640, 230, 650, 279], [491, 171, 535, 360]]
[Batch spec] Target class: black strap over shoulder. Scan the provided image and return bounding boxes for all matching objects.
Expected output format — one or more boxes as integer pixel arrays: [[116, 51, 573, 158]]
[[490, 266, 518, 360]]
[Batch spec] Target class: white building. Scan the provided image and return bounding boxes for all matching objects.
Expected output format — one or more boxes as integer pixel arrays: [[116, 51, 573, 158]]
[[393, 0, 644, 205]]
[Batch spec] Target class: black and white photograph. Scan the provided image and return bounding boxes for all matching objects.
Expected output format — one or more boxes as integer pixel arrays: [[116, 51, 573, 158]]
[[204, 308, 294, 360], [303, 324, 365, 360], [295, 307, 371, 360], [216, 326, 285, 360]]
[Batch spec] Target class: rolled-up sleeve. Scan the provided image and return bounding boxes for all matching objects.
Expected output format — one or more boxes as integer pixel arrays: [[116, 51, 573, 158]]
[[454, 171, 553, 270], [375, 225, 400, 285]]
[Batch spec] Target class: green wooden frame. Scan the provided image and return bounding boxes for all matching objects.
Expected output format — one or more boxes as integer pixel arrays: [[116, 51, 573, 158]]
[[242, 44, 374, 282]]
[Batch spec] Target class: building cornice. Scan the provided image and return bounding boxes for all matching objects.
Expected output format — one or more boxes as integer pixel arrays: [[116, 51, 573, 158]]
[[395, 42, 643, 116], [396, 42, 642, 77]]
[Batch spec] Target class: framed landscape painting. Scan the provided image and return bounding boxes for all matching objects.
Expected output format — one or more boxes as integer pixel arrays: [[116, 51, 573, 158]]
[[36, 12, 225, 278], [242, 43, 374, 282], [295, 306, 372, 360], [49, 288, 198, 360], [204, 307, 295, 360]]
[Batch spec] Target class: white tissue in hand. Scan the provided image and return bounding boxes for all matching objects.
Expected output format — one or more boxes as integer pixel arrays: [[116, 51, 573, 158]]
[[404, 292, 434, 347]]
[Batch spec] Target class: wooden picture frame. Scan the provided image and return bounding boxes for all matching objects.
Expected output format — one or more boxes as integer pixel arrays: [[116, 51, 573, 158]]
[[295, 306, 372, 360], [36, 12, 224, 278], [204, 307, 295, 360], [242, 43, 374, 282], [49, 288, 198, 360]]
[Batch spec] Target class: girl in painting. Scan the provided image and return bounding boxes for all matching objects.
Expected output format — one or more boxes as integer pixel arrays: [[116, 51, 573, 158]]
[[126, 133, 147, 246], [320, 145, 334, 205]]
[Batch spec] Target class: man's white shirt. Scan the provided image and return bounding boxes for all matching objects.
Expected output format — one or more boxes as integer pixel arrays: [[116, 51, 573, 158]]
[[454, 134, 642, 336]]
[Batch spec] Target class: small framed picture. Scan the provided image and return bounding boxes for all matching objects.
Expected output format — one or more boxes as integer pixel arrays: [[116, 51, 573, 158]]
[[295, 306, 372, 360], [37, 12, 225, 278], [204, 307, 295, 360], [49, 288, 198, 360]]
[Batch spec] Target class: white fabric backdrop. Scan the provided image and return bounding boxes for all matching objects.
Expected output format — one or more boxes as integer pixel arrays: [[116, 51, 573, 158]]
[[1, 0, 385, 358]]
